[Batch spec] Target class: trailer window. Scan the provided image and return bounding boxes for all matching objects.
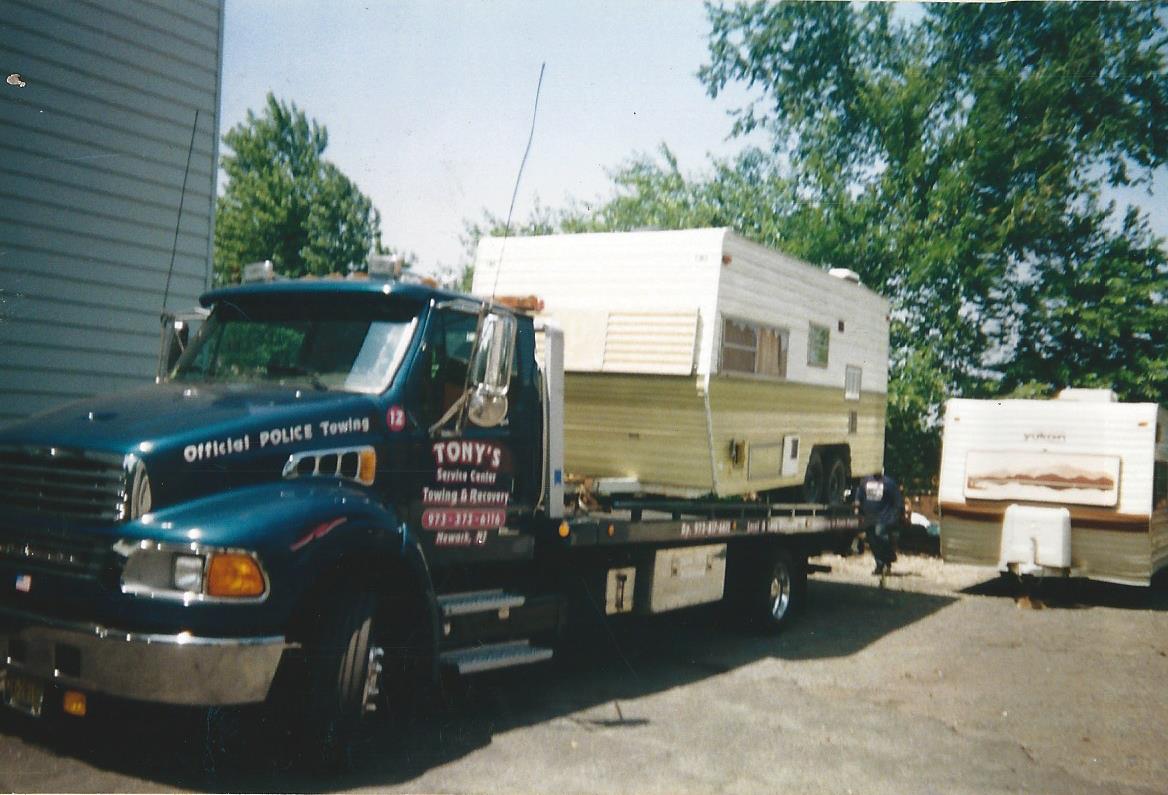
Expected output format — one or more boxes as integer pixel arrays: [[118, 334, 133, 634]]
[[845, 366, 862, 400], [720, 318, 788, 378], [808, 323, 830, 368]]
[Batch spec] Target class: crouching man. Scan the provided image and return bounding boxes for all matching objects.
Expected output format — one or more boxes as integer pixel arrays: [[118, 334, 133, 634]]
[[856, 470, 902, 576]]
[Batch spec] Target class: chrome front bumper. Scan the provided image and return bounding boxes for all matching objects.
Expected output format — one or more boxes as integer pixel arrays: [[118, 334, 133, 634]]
[[0, 607, 290, 706]]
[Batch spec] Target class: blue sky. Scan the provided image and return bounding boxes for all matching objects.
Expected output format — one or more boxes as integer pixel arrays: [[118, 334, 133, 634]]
[[220, 1, 1165, 276], [220, 1, 759, 274]]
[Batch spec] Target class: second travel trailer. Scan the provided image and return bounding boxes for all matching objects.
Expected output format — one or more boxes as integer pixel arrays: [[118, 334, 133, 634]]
[[472, 228, 890, 502], [938, 390, 1168, 586]]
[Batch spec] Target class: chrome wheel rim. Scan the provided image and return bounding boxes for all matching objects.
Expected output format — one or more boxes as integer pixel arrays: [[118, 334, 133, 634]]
[[769, 566, 791, 620], [361, 645, 385, 714]]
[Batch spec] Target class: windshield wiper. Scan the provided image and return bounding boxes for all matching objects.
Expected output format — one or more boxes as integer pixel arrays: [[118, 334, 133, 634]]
[[265, 363, 329, 391]]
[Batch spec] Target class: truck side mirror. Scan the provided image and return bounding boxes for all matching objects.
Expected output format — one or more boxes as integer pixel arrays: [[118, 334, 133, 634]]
[[466, 312, 516, 428], [157, 314, 189, 382], [156, 310, 206, 382]]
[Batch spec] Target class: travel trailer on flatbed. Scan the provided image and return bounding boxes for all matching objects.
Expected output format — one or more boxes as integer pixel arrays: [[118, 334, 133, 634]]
[[938, 390, 1168, 586], [473, 228, 890, 503]]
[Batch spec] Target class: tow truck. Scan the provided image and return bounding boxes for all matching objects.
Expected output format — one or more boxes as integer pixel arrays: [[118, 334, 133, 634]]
[[0, 256, 866, 764]]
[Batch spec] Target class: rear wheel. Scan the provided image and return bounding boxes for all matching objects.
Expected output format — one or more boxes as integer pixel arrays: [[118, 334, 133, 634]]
[[802, 451, 825, 503], [750, 548, 808, 632], [825, 456, 849, 506]]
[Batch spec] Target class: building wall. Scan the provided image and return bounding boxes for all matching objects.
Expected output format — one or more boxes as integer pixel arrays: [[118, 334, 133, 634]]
[[0, 0, 224, 424]]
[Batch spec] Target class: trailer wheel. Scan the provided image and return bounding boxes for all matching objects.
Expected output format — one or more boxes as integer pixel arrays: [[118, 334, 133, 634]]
[[753, 548, 807, 632], [825, 456, 849, 505], [300, 591, 385, 771], [802, 451, 825, 503]]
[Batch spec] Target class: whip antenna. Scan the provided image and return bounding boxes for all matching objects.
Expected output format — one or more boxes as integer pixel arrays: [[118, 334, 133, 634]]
[[162, 108, 200, 311], [491, 62, 545, 299]]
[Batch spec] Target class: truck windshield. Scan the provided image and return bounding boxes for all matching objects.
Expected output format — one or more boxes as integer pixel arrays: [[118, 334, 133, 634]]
[[169, 294, 421, 393]]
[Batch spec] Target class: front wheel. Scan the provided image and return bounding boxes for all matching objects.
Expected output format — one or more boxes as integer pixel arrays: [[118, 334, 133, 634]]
[[299, 591, 386, 771]]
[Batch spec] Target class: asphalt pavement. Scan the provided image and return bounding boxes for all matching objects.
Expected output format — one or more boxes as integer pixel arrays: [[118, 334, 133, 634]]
[[2, 553, 1166, 794]]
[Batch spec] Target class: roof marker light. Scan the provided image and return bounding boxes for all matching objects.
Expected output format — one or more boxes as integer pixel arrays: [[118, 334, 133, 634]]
[[242, 260, 276, 283]]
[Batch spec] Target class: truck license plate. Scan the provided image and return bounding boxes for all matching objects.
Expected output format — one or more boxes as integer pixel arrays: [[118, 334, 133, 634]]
[[0, 671, 45, 717]]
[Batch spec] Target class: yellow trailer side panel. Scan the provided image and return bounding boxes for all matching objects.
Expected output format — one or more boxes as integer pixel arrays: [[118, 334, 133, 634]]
[[561, 373, 885, 496], [562, 373, 711, 491], [940, 516, 999, 565], [1152, 509, 1168, 575], [707, 378, 884, 493]]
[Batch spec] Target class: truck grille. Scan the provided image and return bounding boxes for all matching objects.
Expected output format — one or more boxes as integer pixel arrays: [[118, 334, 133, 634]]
[[0, 446, 129, 524], [0, 525, 119, 583]]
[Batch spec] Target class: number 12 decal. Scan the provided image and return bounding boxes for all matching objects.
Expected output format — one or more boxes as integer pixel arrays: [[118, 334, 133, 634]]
[[386, 405, 406, 432]]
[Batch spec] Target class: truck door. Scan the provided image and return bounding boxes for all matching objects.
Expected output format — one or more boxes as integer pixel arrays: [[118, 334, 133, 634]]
[[401, 303, 535, 563]]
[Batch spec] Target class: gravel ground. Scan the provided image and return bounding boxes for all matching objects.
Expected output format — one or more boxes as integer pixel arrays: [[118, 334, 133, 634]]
[[2, 553, 1166, 794]]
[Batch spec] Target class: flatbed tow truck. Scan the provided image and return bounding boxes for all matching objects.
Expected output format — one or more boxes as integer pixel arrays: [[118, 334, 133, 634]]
[[0, 257, 868, 765]]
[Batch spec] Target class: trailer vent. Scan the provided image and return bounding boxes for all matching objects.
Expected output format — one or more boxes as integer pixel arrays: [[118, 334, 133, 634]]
[[0, 447, 129, 524], [1056, 388, 1118, 403], [828, 268, 861, 284]]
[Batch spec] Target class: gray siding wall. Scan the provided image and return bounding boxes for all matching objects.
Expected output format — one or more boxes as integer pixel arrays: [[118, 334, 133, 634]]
[[0, 0, 223, 424]]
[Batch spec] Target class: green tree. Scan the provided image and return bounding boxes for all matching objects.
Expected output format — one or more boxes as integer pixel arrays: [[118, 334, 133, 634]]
[[696, 1, 1168, 489], [463, 145, 803, 250], [700, 2, 1168, 384], [214, 93, 383, 284]]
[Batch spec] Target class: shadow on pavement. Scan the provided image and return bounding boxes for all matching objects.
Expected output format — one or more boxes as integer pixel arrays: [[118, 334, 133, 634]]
[[0, 577, 956, 793], [961, 568, 1168, 611]]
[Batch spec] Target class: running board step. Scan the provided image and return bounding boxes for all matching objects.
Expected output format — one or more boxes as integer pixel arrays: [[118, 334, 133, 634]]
[[437, 589, 527, 617], [439, 640, 554, 674]]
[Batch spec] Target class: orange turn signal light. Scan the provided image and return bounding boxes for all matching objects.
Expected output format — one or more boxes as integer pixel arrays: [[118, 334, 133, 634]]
[[207, 553, 266, 598], [62, 690, 86, 717], [557, 521, 570, 538]]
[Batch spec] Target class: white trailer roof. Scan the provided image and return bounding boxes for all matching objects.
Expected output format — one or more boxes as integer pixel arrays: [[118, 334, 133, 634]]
[[472, 228, 888, 388]]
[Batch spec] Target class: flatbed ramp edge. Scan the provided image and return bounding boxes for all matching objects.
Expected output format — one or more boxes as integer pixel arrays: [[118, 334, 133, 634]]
[[558, 500, 861, 547]]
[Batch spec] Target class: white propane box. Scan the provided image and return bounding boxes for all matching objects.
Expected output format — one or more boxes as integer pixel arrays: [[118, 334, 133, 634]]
[[998, 505, 1072, 575]]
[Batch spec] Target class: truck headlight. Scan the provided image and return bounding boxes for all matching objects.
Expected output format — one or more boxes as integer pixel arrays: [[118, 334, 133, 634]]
[[172, 554, 205, 592], [118, 542, 267, 601]]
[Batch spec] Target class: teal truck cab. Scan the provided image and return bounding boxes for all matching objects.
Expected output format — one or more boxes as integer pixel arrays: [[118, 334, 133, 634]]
[[0, 266, 861, 759]]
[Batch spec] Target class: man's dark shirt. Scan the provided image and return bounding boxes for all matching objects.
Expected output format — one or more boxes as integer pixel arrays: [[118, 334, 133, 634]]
[[856, 474, 902, 527]]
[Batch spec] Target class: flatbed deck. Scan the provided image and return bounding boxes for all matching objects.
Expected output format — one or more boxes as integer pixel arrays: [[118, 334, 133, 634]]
[[559, 500, 860, 548]]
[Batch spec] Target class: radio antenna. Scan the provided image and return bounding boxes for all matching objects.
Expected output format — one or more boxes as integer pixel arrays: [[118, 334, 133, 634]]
[[162, 108, 200, 311], [490, 62, 545, 299]]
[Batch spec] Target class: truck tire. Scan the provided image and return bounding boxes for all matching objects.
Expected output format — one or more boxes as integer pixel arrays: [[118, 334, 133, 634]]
[[802, 451, 825, 503], [300, 591, 384, 771], [825, 456, 849, 505], [753, 548, 807, 632]]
